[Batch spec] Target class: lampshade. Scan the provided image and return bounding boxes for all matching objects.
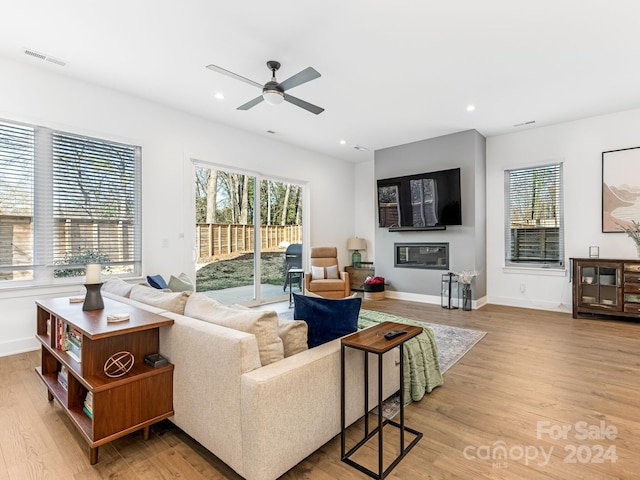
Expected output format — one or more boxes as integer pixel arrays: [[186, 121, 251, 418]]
[[263, 89, 284, 105], [347, 237, 367, 251]]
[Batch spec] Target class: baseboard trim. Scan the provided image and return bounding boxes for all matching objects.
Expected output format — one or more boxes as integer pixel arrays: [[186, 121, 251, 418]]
[[0, 337, 39, 358], [486, 295, 572, 313], [384, 291, 488, 310]]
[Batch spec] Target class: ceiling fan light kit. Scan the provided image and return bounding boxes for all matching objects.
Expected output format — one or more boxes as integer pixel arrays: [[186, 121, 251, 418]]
[[206, 60, 324, 114]]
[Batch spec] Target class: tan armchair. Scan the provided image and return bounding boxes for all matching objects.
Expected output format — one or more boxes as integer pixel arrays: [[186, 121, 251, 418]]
[[304, 246, 350, 298]]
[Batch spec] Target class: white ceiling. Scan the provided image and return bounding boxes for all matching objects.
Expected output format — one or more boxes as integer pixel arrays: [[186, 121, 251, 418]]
[[2, 1, 640, 162]]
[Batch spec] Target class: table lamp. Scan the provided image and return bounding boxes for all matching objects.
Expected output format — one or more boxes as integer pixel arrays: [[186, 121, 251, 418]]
[[347, 237, 367, 268]]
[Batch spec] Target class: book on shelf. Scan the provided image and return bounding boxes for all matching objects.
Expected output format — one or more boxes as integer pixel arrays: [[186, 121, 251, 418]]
[[66, 329, 82, 362], [83, 391, 93, 418], [67, 348, 81, 363], [57, 365, 68, 390]]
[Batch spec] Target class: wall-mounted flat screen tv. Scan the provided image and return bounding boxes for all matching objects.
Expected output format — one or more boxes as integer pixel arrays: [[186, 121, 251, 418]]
[[377, 167, 462, 230]]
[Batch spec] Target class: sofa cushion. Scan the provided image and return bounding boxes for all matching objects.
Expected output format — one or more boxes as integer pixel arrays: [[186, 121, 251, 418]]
[[307, 279, 347, 292], [277, 319, 309, 357], [130, 284, 191, 314], [147, 274, 168, 289], [168, 272, 195, 292], [184, 294, 284, 366], [102, 278, 134, 298], [293, 293, 361, 348]]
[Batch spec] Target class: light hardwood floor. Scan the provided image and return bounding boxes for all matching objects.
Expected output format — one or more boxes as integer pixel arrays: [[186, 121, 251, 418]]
[[1, 300, 638, 479]]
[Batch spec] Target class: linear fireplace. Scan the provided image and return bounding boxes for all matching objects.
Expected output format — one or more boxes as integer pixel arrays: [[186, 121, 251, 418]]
[[394, 243, 449, 270]]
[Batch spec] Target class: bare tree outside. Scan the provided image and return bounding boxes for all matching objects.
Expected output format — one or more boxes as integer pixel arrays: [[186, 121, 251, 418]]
[[194, 166, 303, 293]]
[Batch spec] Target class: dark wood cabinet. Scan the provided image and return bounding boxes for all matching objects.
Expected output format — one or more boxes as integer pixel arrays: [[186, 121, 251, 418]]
[[571, 257, 640, 319], [35, 297, 175, 464]]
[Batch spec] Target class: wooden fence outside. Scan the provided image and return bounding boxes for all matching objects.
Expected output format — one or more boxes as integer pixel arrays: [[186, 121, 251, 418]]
[[196, 223, 302, 261]]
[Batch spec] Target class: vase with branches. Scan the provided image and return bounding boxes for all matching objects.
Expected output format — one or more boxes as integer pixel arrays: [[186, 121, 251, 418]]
[[617, 220, 640, 257], [455, 270, 477, 311]]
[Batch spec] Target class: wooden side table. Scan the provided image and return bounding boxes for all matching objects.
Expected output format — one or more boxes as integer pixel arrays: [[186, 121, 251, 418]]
[[34, 297, 175, 464], [345, 265, 375, 291], [340, 321, 423, 479]]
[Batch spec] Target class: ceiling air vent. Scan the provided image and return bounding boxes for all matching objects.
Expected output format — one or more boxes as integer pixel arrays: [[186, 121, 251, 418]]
[[24, 48, 66, 67], [514, 120, 536, 127], [353, 145, 369, 152]]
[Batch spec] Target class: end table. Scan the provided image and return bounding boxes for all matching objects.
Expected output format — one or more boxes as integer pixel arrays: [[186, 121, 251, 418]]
[[340, 321, 423, 479]]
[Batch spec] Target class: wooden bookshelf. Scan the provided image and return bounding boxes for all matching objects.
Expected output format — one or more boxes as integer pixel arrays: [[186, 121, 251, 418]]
[[35, 297, 175, 464]]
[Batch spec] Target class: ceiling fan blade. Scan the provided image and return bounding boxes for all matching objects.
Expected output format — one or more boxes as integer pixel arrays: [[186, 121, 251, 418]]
[[206, 64, 262, 89], [283, 94, 324, 115], [237, 96, 264, 110], [279, 67, 321, 91]]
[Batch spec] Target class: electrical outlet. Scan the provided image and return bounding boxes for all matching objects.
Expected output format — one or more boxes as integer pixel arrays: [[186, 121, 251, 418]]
[[520, 283, 526, 293]]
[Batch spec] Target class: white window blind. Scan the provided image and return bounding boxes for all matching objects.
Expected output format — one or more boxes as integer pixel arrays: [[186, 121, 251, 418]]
[[505, 163, 564, 267], [0, 122, 35, 281], [0, 118, 141, 285]]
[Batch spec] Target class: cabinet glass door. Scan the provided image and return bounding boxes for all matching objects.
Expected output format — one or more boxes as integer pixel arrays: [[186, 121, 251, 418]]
[[579, 263, 620, 307]]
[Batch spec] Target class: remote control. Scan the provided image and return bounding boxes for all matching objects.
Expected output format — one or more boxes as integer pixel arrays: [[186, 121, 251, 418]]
[[384, 329, 407, 340]]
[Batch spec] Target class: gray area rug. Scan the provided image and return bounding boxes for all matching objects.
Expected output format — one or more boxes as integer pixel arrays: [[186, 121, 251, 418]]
[[423, 321, 486, 374]]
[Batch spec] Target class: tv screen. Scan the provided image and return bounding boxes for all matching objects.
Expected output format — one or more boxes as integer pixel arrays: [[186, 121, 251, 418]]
[[377, 168, 461, 229]]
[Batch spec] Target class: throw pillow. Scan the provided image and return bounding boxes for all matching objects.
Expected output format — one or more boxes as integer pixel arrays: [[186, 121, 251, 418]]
[[167, 272, 195, 292], [147, 274, 168, 289], [184, 294, 284, 366], [278, 319, 309, 357], [311, 265, 339, 280], [293, 293, 361, 348], [102, 278, 134, 298], [311, 265, 325, 280], [230, 304, 308, 357], [130, 284, 191, 314], [325, 265, 339, 279]]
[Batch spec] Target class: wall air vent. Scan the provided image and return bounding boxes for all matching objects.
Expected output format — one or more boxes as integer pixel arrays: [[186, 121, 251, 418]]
[[24, 48, 66, 67]]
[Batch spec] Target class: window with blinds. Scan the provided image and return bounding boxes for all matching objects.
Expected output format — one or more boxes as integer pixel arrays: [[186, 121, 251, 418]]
[[505, 163, 564, 267], [0, 122, 34, 281], [0, 118, 141, 285]]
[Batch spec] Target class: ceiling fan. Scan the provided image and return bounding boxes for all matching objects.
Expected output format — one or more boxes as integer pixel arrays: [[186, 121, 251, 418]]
[[206, 60, 324, 115]]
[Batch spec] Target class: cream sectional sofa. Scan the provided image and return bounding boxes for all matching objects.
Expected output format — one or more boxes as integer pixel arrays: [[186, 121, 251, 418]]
[[102, 280, 399, 480]]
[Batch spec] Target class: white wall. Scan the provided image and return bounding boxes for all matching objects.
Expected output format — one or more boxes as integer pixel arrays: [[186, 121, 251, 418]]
[[486, 108, 640, 312], [0, 56, 355, 356]]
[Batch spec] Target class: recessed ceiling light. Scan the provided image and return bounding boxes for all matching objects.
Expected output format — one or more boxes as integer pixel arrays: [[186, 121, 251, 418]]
[[214, 92, 225, 100], [339, 140, 347, 145], [466, 105, 475, 112]]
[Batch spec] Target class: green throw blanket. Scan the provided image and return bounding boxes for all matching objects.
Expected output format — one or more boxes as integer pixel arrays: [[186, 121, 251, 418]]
[[357, 309, 443, 402]]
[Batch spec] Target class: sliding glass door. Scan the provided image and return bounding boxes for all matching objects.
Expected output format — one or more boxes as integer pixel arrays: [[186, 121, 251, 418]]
[[194, 163, 304, 305]]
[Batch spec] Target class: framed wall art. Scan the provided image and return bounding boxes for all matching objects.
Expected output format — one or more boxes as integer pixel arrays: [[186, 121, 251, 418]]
[[602, 146, 640, 233]]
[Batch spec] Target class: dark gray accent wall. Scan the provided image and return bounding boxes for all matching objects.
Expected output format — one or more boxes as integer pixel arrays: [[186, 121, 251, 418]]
[[374, 129, 486, 300]]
